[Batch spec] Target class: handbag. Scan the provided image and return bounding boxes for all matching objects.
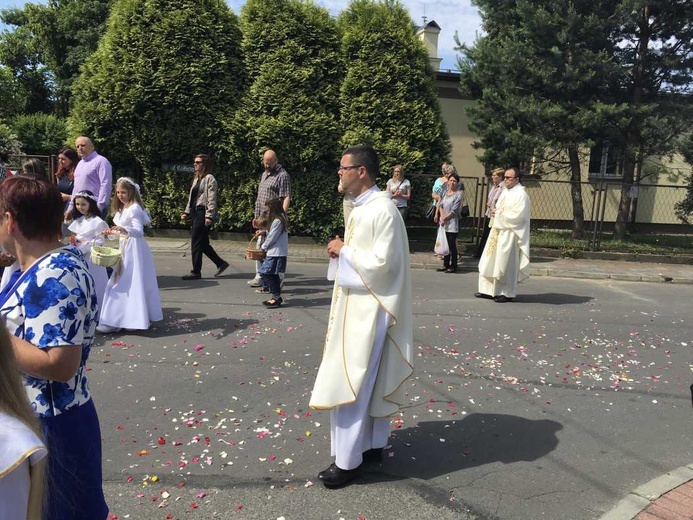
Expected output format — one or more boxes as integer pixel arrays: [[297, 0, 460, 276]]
[[461, 204, 470, 218], [434, 225, 450, 256]]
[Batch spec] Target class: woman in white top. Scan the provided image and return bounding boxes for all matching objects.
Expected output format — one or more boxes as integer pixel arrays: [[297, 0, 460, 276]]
[[386, 165, 411, 221], [0, 320, 46, 520]]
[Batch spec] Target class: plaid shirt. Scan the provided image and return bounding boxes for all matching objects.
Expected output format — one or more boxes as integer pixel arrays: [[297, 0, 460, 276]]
[[255, 164, 291, 218]]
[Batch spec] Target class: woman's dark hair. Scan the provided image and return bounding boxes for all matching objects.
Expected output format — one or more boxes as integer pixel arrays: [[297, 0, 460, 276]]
[[265, 197, 288, 233], [56, 147, 79, 181], [194, 154, 213, 178], [70, 190, 100, 221], [0, 175, 62, 240], [22, 158, 46, 177]]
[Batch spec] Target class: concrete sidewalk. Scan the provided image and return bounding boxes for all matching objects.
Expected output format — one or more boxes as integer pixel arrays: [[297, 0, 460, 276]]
[[146, 236, 693, 285]]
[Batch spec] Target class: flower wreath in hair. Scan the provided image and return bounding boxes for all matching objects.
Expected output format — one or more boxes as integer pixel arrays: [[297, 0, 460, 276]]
[[73, 190, 98, 203], [117, 177, 141, 194]]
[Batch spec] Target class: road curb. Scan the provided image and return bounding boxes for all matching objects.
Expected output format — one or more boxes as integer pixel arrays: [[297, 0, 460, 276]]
[[598, 466, 693, 520]]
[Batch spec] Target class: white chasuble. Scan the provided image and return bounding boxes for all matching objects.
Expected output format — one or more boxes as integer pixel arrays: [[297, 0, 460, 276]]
[[478, 184, 530, 297], [310, 189, 414, 418]]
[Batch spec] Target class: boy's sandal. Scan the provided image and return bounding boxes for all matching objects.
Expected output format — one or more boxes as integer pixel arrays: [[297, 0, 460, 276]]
[[262, 297, 283, 308]]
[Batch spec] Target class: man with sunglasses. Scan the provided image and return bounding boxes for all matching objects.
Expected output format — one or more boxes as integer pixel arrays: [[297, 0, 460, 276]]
[[476, 166, 530, 303], [310, 145, 414, 488]]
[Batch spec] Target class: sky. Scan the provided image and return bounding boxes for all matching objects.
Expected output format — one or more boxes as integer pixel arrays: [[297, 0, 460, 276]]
[[0, 0, 482, 71]]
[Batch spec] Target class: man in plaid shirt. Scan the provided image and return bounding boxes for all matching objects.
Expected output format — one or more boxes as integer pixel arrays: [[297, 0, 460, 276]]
[[249, 149, 291, 286]]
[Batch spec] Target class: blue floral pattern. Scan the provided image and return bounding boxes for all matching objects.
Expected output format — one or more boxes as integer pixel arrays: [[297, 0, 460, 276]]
[[0, 246, 98, 417]]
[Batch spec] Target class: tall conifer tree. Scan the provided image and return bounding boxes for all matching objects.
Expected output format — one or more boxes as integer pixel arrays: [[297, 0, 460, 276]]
[[338, 0, 450, 178]]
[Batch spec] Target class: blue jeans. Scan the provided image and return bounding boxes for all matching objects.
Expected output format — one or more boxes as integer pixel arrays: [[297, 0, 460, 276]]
[[259, 256, 287, 298]]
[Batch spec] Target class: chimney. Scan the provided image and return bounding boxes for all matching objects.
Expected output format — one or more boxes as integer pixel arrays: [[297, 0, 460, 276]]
[[416, 20, 442, 72]]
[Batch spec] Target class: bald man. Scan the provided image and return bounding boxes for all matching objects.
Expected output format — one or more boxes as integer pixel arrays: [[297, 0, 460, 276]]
[[66, 136, 113, 219], [249, 149, 291, 286]]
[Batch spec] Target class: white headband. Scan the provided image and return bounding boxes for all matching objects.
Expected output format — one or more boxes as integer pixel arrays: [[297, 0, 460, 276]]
[[117, 177, 141, 194], [73, 191, 97, 203]]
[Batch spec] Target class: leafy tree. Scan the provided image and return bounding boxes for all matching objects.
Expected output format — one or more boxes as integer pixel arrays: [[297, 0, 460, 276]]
[[0, 122, 22, 157], [0, 7, 53, 114], [233, 0, 343, 237], [338, 0, 450, 190], [609, 1, 693, 238], [0, 1, 113, 117], [0, 66, 23, 120], [11, 113, 67, 155], [459, 0, 625, 239]]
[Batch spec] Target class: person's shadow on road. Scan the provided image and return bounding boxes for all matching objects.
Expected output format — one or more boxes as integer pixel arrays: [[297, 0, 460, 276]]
[[516, 293, 593, 305], [365, 413, 562, 482]]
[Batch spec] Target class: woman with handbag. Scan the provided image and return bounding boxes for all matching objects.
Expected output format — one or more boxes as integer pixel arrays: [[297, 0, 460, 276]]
[[181, 154, 229, 280], [386, 165, 411, 221], [434, 172, 463, 273]]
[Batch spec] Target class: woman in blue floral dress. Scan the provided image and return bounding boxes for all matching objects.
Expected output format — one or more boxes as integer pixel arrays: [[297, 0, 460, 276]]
[[0, 175, 108, 519]]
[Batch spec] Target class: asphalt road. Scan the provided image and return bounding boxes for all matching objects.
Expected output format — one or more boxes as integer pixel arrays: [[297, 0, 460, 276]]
[[93, 255, 692, 520]]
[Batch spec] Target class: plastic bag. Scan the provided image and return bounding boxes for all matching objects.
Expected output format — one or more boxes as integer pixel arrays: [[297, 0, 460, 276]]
[[434, 225, 449, 256]]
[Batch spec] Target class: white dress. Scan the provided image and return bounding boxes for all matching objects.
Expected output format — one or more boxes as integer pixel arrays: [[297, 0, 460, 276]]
[[0, 412, 47, 520], [99, 203, 163, 330], [68, 215, 110, 309]]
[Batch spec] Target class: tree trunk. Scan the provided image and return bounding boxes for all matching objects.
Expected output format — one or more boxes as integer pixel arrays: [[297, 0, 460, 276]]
[[614, 5, 649, 240], [568, 146, 584, 239]]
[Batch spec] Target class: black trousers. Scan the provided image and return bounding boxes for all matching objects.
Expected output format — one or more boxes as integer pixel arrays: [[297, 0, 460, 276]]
[[190, 208, 224, 274], [444, 232, 458, 270], [475, 221, 492, 258]]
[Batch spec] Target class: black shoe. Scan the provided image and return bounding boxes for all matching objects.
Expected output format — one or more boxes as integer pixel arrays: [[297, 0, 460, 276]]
[[494, 295, 514, 303], [318, 463, 362, 488], [436, 267, 447, 272], [445, 268, 457, 273], [474, 292, 493, 299], [363, 448, 383, 463], [263, 297, 283, 308], [214, 261, 229, 278], [182, 272, 201, 280]]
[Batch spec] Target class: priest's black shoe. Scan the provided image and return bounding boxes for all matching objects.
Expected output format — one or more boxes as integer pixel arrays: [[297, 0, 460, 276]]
[[494, 295, 514, 303], [362, 448, 383, 463], [182, 272, 201, 280], [318, 463, 362, 488], [474, 292, 493, 299]]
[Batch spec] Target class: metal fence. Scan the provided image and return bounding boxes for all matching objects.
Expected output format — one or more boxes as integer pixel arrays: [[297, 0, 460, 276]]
[[7, 154, 57, 181], [406, 174, 691, 249]]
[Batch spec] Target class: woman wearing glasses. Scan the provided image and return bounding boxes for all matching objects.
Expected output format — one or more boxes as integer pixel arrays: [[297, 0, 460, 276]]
[[180, 154, 229, 280]]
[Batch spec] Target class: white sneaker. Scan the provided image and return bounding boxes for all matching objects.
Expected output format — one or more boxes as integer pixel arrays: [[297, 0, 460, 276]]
[[247, 276, 262, 287], [96, 324, 122, 334]]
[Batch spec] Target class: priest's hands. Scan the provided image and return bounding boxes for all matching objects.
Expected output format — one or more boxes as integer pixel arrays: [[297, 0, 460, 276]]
[[327, 235, 343, 258]]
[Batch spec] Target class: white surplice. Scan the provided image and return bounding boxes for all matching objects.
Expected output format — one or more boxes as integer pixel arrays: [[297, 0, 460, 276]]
[[310, 187, 414, 470], [478, 183, 530, 298], [0, 412, 47, 520]]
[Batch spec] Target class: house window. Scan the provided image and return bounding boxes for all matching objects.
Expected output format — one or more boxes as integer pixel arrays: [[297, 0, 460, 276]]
[[589, 141, 621, 179]]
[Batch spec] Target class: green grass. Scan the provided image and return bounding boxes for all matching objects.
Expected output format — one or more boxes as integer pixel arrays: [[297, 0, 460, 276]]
[[531, 229, 693, 255]]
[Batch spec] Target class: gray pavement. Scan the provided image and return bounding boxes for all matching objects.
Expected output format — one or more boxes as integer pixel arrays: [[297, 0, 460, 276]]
[[94, 246, 693, 520]]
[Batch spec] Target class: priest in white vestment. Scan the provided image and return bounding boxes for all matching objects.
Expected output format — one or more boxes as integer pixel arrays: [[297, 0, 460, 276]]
[[310, 145, 414, 488], [477, 167, 530, 303]]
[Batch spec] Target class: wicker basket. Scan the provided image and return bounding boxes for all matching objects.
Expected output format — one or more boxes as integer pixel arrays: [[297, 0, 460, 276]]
[[90, 234, 122, 267], [245, 237, 266, 261], [91, 245, 121, 267]]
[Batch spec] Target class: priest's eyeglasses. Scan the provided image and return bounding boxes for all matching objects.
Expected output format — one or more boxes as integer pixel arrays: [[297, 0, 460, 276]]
[[338, 165, 363, 171]]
